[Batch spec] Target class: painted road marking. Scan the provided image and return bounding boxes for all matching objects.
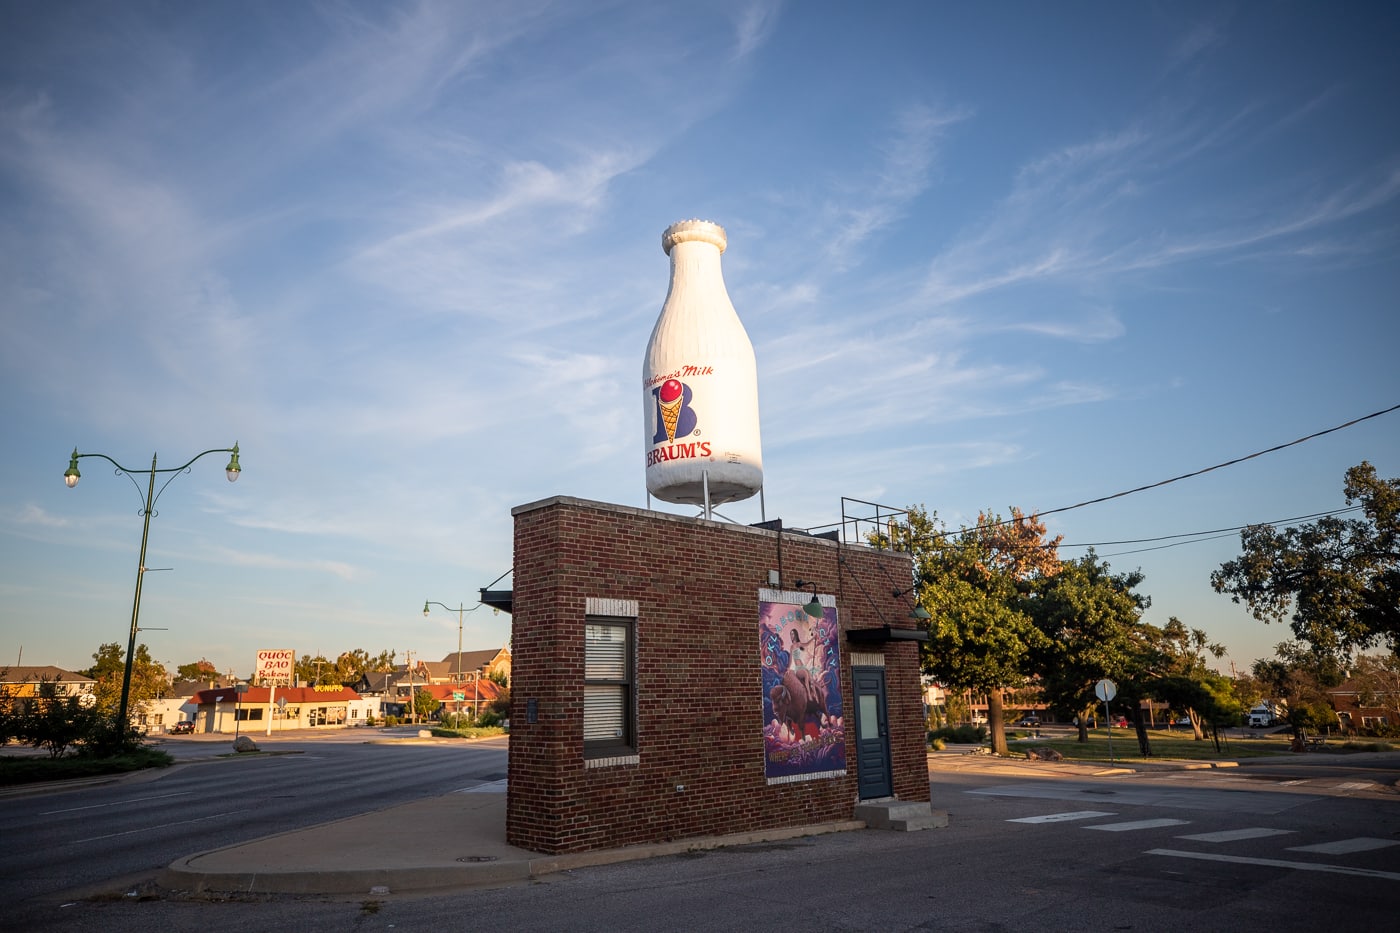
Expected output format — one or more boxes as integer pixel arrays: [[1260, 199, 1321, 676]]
[[1178, 828, 1294, 843], [1335, 782, 1376, 791], [40, 792, 191, 815], [1146, 849, 1400, 881], [1007, 810, 1116, 824], [1288, 837, 1400, 855], [458, 779, 508, 793], [70, 809, 254, 845], [1086, 818, 1190, 832]]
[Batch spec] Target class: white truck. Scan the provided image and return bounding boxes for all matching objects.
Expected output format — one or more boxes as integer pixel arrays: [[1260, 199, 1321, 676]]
[[1248, 701, 1285, 728]]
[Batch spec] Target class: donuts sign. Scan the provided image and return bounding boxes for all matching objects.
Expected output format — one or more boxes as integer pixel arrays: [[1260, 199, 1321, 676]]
[[255, 649, 296, 686]]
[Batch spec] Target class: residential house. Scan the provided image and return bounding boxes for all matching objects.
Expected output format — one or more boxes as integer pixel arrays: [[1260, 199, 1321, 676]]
[[1327, 679, 1397, 734], [0, 665, 97, 710]]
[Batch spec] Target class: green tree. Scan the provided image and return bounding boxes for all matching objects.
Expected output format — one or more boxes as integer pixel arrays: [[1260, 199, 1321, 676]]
[[176, 659, 219, 684], [1212, 461, 1400, 656], [296, 653, 334, 687], [895, 505, 1060, 755], [1253, 641, 1344, 739], [14, 680, 103, 759], [1024, 552, 1151, 745], [1154, 617, 1227, 738], [413, 689, 441, 721], [83, 643, 168, 716]]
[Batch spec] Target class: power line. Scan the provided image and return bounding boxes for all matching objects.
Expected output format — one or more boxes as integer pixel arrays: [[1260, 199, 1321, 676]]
[[1055, 505, 1365, 550], [977, 402, 1400, 532]]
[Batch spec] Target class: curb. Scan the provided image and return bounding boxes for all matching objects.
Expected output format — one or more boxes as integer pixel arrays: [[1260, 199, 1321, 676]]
[[159, 819, 867, 896]]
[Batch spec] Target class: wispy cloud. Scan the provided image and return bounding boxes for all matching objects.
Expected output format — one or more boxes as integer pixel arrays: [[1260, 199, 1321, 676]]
[[825, 102, 972, 265]]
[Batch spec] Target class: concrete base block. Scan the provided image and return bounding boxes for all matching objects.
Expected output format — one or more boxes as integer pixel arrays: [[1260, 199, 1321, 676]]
[[854, 799, 950, 832]]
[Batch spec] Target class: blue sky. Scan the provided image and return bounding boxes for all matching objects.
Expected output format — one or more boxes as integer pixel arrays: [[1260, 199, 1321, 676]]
[[2, 2, 1396, 680]]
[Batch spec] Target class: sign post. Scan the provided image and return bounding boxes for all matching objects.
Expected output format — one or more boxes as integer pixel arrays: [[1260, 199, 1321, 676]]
[[255, 649, 295, 736], [1095, 679, 1118, 764]]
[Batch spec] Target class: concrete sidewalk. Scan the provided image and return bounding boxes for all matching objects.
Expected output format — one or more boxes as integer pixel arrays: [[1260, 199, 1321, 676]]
[[158, 748, 1268, 897], [160, 779, 863, 896]]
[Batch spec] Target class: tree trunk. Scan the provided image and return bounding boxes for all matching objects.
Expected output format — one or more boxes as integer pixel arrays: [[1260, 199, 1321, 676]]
[[988, 689, 1009, 755], [1130, 708, 1153, 757], [1077, 704, 1094, 742]]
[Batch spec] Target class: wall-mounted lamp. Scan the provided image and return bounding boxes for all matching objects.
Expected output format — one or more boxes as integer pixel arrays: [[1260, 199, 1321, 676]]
[[894, 588, 932, 620], [794, 579, 824, 619]]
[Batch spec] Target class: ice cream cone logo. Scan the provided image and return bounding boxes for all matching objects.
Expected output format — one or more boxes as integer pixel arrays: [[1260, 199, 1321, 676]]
[[658, 379, 684, 442]]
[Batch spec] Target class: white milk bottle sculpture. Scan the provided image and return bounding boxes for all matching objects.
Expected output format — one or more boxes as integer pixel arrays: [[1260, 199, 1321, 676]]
[[643, 219, 763, 514]]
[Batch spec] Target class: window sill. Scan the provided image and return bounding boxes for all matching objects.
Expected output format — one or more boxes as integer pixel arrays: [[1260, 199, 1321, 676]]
[[585, 752, 639, 768]]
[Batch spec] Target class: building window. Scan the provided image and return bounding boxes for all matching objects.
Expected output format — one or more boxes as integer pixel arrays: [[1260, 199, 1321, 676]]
[[584, 616, 634, 756]]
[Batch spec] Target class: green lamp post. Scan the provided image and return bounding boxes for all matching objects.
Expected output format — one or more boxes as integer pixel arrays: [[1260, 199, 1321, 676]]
[[424, 600, 486, 719], [64, 443, 242, 733]]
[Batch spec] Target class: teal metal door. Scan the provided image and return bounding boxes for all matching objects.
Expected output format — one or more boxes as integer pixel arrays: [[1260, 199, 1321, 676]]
[[853, 667, 892, 799]]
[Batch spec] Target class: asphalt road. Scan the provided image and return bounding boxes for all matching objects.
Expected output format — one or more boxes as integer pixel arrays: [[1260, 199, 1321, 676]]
[[0, 733, 508, 918], [3, 740, 1397, 932]]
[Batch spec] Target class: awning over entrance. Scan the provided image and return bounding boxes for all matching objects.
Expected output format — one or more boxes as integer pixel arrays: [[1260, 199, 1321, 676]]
[[845, 625, 930, 645]]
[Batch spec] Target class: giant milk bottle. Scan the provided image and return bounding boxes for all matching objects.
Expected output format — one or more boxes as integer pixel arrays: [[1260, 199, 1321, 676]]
[[643, 220, 763, 509]]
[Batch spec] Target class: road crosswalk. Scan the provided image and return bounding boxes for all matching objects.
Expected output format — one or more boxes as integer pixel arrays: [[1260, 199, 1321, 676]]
[[997, 805, 1400, 880]]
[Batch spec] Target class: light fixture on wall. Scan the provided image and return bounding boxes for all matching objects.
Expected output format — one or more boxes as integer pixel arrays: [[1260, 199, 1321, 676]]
[[793, 579, 823, 619], [893, 588, 932, 620]]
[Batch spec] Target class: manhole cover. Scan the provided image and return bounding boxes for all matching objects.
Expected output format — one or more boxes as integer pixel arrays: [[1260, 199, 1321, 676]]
[[457, 855, 500, 863]]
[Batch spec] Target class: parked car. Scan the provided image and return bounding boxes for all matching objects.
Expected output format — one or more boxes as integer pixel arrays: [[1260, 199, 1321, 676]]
[[1017, 716, 1041, 727], [169, 720, 195, 734], [1072, 716, 1097, 728], [1110, 716, 1129, 728]]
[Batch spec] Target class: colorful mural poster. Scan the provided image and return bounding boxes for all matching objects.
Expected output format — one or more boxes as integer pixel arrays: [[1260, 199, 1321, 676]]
[[759, 594, 845, 783]]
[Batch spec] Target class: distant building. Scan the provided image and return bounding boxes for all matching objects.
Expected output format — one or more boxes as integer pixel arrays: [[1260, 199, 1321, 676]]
[[0, 665, 97, 709], [191, 685, 375, 732]]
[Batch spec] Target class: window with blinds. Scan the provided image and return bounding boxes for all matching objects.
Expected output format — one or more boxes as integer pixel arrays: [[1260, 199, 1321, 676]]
[[584, 617, 633, 754]]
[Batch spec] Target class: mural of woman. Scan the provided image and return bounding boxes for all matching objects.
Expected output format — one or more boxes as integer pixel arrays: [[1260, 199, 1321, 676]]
[[788, 625, 823, 686]]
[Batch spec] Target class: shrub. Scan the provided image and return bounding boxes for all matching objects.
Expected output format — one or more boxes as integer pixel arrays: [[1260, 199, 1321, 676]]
[[930, 724, 987, 744]]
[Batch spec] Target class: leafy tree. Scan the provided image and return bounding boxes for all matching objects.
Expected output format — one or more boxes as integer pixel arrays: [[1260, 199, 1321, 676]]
[[14, 680, 103, 758], [333, 648, 397, 683], [83, 643, 168, 716], [1212, 461, 1400, 656], [894, 505, 1060, 755], [296, 653, 334, 687], [412, 689, 441, 721], [1154, 617, 1227, 738], [1253, 641, 1344, 739], [176, 659, 219, 684], [1024, 552, 1151, 745]]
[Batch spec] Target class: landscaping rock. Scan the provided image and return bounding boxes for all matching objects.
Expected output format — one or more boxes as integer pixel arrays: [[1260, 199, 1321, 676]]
[[1026, 747, 1063, 761], [232, 735, 259, 753]]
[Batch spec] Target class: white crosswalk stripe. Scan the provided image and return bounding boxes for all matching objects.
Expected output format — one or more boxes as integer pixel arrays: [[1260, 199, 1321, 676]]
[[1007, 810, 1116, 824], [1001, 804, 1397, 878], [1085, 818, 1190, 832], [1178, 827, 1294, 843], [1288, 837, 1400, 855]]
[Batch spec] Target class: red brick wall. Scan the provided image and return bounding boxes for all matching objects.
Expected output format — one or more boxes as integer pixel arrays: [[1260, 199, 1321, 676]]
[[506, 497, 928, 854]]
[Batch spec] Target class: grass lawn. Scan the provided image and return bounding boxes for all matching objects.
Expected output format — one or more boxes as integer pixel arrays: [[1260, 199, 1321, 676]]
[[1004, 729, 1388, 762]]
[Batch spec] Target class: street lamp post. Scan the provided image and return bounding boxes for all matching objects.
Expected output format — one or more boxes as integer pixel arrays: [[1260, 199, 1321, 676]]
[[64, 443, 242, 733], [423, 600, 486, 720]]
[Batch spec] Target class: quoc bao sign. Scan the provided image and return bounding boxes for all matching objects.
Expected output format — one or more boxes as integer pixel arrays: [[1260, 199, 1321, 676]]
[[256, 649, 296, 686]]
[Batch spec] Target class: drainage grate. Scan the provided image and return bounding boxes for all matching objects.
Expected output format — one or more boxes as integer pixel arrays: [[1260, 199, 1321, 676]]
[[457, 855, 500, 863]]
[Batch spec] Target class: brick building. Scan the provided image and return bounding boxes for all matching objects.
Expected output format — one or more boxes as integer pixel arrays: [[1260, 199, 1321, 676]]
[[506, 496, 930, 854]]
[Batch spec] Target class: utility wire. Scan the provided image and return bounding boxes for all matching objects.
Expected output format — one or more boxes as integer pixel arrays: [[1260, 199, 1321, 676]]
[[1055, 505, 1365, 550], [974, 402, 1400, 532]]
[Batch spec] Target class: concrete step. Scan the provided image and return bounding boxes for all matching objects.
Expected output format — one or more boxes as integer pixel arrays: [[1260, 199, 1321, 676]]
[[854, 799, 950, 832]]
